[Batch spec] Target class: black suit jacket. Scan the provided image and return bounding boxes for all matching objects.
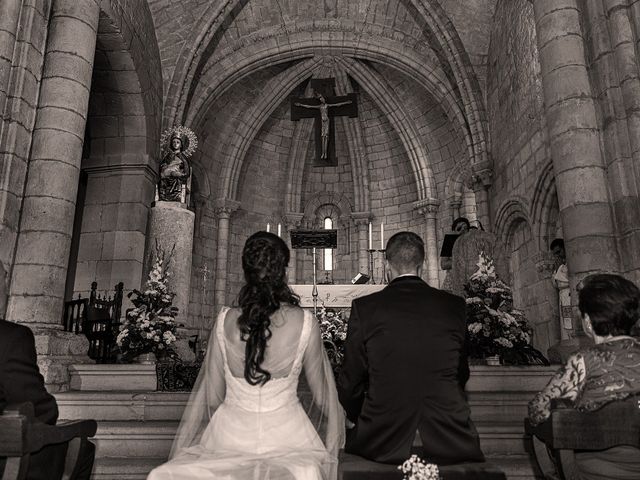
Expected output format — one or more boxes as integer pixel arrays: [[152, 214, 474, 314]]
[[337, 276, 484, 465], [0, 320, 64, 479]]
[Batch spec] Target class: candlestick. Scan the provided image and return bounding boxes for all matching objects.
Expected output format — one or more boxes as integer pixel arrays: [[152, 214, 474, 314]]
[[277, 223, 281, 237], [380, 223, 384, 249], [266, 223, 270, 233], [378, 249, 387, 284], [367, 248, 376, 284], [368, 222, 372, 250]]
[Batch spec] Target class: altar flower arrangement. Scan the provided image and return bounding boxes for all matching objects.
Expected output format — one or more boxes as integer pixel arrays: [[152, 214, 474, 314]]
[[398, 455, 440, 480], [316, 305, 349, 374], [117, 244, 179, 361], [464, 251, 548, 365]]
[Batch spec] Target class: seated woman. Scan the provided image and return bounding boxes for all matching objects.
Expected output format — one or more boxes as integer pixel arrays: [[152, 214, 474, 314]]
[[528, 273, 640, 479], [148, 232, 345, 480]]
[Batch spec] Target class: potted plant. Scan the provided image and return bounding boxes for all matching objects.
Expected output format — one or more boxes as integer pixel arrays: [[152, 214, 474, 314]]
[[116, 244, 178, 363], [464, 251, 547, 365]]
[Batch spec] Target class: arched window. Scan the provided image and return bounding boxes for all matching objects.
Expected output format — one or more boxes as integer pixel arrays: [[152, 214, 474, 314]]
[[323, 217, 333, 271]]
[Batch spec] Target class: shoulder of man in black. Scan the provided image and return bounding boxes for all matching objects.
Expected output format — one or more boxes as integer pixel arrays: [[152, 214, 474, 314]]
[[0, 319, 59, 425]]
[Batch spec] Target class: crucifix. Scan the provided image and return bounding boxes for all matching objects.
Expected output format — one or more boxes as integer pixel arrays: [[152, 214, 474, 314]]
[[291, 78, 358, 166]]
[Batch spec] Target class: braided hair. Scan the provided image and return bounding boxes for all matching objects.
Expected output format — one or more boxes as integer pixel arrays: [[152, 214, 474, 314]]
[[238, 231, 299, 385]]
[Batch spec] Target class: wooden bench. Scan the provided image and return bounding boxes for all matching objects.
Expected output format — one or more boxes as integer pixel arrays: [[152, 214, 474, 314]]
[[339, 450, 506, 480], [0, 402, 97, 480], [524, 396, 640, 480]]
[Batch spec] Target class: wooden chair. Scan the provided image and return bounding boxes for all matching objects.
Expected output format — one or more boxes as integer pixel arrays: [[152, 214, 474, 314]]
[[62, 281, 124, 363], [0, 403, 97, 480], [524, 396, 640, 480]]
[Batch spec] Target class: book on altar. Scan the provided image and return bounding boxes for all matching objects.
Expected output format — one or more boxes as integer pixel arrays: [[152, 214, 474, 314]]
[[440, 233, 461, 257], [351, 273, 369, 285]]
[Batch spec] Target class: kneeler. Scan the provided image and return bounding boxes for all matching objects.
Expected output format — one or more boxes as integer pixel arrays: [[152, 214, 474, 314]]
[[338, 450, 506, 480]]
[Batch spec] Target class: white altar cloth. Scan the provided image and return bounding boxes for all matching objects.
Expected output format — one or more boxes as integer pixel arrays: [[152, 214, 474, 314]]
[[291, 284, 385, 308]]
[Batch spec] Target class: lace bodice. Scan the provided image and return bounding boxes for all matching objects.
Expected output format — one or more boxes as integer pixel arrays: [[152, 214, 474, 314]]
[[216, 307, 313, 412]]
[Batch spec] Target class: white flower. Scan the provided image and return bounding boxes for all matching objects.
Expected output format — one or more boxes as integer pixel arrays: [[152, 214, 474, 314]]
[[153, 335, 160, 342], [468, 322, 483, 335], [494, 337, 513, 348]]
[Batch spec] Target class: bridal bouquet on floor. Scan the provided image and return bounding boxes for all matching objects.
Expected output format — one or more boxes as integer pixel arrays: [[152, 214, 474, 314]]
[[398, 455, 440, 480], [116, 244, 179, 361], [315, 305, 349, 374], [464, 251, 548, 365]]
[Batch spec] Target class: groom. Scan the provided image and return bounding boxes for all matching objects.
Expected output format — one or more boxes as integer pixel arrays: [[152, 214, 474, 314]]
[[337, 231, 484, 465]]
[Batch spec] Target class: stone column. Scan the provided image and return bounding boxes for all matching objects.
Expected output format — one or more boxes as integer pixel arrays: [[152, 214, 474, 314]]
[[146, 201, 195, 330], [0, 0, 21, 119], [6, 0, 99, 390], [449, 197, 462, 221], [469, 165, 492, 230], [351, 211, 371, 276], [533, 0, 619, 285], [8, 0, 99, 327], [284, 212, 303, 284], [414, 199, 440, 287], [213, 199, 239, 312]]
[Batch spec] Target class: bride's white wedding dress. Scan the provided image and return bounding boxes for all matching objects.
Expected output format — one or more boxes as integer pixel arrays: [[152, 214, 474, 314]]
[[148, 306, 344, 480]]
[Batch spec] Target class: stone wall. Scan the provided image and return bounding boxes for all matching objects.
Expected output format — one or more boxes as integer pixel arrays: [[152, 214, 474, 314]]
[[486, 0, 560, 353]]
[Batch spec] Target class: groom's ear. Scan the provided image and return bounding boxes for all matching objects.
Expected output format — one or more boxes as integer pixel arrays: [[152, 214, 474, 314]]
[[417, 263, 424, 278]]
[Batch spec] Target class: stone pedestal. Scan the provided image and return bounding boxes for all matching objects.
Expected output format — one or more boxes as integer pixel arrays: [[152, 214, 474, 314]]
[[34, 329, 93, 392], [147, 201, 195, 331]]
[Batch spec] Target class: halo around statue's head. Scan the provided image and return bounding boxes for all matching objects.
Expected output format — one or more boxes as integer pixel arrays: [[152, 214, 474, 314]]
[[161, 125, 198, 158]]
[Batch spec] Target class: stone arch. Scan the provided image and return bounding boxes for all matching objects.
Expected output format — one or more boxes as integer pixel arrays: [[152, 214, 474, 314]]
[[72, 2, 163, 295], [217, 58, 320, 201], [444, 162, 476, 222], [97, 0, 162, 155], [302, 191, 354, 224], [190, 41, 450, 205], [530, 160, 560, 251], [494, 197, 531, 248], [185, 27, 472, 169], [165, 2, 486, 167], [299, 192, 354, 282]]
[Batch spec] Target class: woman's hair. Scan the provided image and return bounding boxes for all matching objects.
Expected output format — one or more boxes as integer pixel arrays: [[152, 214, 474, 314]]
[[237, 231, 299, 385], [578, 273, 640, 336]]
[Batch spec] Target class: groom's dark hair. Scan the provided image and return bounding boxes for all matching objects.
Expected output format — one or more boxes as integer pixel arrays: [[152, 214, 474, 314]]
[[386, 231, 424, 271]]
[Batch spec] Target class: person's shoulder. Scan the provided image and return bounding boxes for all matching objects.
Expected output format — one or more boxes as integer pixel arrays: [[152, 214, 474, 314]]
[[429, 287, 466, 307], [0, 319, 33, 341], [0, 320, 34, 353]]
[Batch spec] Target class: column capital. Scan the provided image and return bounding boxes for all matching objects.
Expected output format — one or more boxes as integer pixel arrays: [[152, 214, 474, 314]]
[[213, 198, 240, 218], [448, 196, 463, 209], [534, 252, 558, 279], [350, 211, 372, 226], [413, 198, 440, 218], [283, 212, 304, 229], [469, 167, 493, 191]]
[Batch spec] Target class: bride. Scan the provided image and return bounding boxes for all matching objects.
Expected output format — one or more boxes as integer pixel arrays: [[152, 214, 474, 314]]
[[148, 231, 345, 480]]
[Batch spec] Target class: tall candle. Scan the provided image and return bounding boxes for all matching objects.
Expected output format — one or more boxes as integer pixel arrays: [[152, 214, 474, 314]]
[[267, 223, 270, 232], [277, 223, 282, 237], [380, 223, 384, 249], [368, 222, 372, 250]]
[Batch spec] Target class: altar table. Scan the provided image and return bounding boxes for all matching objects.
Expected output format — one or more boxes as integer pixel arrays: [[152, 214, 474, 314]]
[[291, 284, 384, 308]]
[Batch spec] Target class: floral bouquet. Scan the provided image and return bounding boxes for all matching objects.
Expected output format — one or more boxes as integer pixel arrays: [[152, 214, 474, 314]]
[[464, 251, 548, 365], [116, 244, 179, 361], [398, 455, 440, 480], [315, 305, 349, 374]]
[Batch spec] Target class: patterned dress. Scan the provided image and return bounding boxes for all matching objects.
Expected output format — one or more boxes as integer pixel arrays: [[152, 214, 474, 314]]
[[528, 337, 640, 480]]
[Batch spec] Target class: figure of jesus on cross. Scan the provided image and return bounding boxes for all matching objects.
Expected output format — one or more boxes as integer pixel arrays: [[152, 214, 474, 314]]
[[291, 78, 358, 166], [295, 92, 352, 160]]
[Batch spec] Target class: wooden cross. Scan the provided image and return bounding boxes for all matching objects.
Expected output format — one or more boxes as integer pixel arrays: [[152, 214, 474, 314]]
[[291, 78, 358, 166]]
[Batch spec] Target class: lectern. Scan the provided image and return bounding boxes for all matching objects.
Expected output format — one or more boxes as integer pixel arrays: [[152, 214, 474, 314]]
[[290, 230, 337, 315]]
